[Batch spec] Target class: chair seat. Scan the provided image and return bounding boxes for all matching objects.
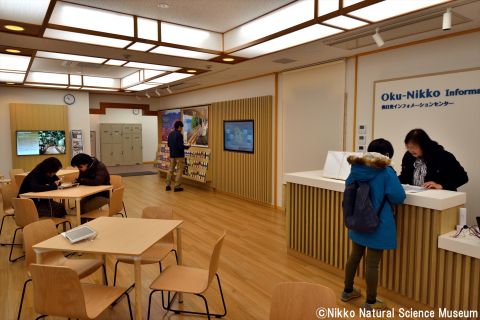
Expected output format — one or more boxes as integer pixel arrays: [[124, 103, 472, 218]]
[[150, 265, 209, 294], [4, 208, 14, 216], [82, 283, 129, 319], [81, 209, 109, 220], [39, 217, 70, 226], [117, 243, 173, 265], [28, 257, 104, 279]]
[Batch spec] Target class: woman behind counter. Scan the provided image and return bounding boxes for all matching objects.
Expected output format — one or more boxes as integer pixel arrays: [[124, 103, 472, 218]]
[[17, 157, 67, 218], [398, 129, 468, 191]]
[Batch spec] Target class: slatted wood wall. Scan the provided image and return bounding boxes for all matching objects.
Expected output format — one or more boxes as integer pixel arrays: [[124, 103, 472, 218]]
[[10, 103, 70, 171], [212, 96, 272, 204], [286, 182, 479, 313]]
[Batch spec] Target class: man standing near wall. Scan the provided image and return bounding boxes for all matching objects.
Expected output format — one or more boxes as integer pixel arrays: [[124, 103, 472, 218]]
[[166, 121, 190, 192]]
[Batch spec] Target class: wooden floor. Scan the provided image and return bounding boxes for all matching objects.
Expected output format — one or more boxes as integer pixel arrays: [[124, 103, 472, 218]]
[[1, 174, 440, 320]]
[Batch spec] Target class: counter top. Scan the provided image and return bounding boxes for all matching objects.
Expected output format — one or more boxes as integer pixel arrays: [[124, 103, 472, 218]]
[[284, 170, 466, 211], [438, 230, 480, 259]]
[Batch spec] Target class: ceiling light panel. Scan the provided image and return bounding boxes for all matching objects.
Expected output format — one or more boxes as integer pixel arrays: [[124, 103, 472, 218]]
[[233, 24, 342, 58], [49, 1, 134, 37], [126, 83, 159, 91], [0, 72, 25, 82], [143, 70, 166, 80], [121, 71, 141, 88], [44, 28, 132, 48], [0, 0, 51, 25], [123, 62, 180, 72], [155, 73, 194, 84], [224, 0, 314, 51], [0, 53, 31, 71], [150, 46, 218, 60], [27, 72, 69, 84], [343, 0, 365, 7], [323, 16, 368, 29], [83, 76, 119, 88], [127, 42, 156, 52], [36, 51, 106, 64], [81, 87, 118, 91], [137, 17, 158, 41], [161, 22, 222, 51], [26, 84, 68, 88], [349, 0, 451, 22], [105, 60, 127, 66], [318, 0, 339, 17], [70, 74, 82, 86]]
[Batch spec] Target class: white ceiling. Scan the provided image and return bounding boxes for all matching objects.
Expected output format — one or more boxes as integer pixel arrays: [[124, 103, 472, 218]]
[[64, 0, 296, 33]]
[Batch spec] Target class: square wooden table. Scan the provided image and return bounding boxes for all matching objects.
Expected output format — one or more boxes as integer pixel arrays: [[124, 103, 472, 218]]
[[20, 185, 113, 227], [33, 217, 184, 320]]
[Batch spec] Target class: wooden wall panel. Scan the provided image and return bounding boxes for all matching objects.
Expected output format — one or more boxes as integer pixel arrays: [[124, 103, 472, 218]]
[[10, 103, 70, 171], [212, 96, 272, 204], [287, 182, 480, 314]]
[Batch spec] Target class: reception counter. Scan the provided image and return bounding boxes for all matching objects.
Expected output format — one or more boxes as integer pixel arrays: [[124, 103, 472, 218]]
[[285, 170, 479, 312]]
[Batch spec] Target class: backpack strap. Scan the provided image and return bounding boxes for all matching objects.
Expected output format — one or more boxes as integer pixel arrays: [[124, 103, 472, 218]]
[[377, 195, 389, 217]]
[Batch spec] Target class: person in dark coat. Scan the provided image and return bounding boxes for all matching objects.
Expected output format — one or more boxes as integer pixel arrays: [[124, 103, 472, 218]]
[[71, 154, 111, 214], [166, 121, 190, 192], [17, 157, 67, 218], [398, 129, 468, 191], [341, 139, 406, 311]]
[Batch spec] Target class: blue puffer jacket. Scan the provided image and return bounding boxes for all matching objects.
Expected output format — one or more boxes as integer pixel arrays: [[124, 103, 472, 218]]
[[345, 153, 406, 250]]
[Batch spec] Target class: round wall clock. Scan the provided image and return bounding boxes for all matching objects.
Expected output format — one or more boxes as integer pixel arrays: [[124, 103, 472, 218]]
[[133, 109, 140, 115], [64, 94, 75, 105]]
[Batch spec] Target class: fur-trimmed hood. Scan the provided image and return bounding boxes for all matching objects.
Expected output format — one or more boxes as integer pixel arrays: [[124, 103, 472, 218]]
[[347, 152, 394, 169]]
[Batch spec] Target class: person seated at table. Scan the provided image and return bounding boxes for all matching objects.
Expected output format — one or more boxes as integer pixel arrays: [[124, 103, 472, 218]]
[[17, 157, 67, 218], [71, 153, 111, 214]]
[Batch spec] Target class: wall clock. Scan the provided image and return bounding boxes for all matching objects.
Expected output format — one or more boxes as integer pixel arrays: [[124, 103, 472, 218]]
[[64, 94, 75, 105], [133, 109, 140, 115]]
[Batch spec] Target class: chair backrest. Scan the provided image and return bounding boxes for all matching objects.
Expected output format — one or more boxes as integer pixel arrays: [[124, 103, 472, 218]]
[[65, 166, 76, 170], [11, 198, 40, 227], [9, 169, 24, 190], [24, 220, 62, 275], [207, 231, 227, 287], [61, 172, 79, 184], [30, 264, 89, 319], [108, 186, 124, 216], [142, 206, 174, 244], [110, 175, 122, 190], [269, 282, 337, 320], [1, 183, 16, 213]]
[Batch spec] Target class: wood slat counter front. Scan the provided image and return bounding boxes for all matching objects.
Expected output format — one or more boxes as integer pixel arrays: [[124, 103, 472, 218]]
[[285, 170, 479, 312]]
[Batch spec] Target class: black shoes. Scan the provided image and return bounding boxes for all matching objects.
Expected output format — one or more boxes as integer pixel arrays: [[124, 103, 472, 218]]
[[166, 186, 171, 191], [174, 187, 184, 192]]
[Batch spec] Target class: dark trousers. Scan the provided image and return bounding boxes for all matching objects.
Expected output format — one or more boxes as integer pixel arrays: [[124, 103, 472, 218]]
[[344, 241, 383, 301], [36, 199, 67, 218]]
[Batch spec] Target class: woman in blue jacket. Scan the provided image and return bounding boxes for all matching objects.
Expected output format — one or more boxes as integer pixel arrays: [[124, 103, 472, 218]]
[[341, 139, 406, 311]]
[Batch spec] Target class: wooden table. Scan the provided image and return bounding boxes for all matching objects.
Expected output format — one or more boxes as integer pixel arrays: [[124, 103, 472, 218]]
[[33, 217, 184, 320], [20, 185, 113, 227]]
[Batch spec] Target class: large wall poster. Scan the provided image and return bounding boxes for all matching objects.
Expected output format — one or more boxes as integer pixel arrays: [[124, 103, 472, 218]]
[[161, 109, 181, 143], [182, 105, 209, 147]]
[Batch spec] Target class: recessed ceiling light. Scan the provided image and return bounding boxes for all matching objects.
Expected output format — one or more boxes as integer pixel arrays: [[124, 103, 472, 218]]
[[223, 58, 234, 62], [6, 82, 15, 84], [187, 70, 196, 73], [158, 4, 169, 8], [6, 49, 21, 53], [4, 25, 24, 31], [125, 90, 131, 92]]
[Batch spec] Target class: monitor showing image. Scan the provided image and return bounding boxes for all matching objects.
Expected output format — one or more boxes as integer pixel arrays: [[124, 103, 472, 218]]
[[17, 131, 66, 156], [224, 120, 254, 154]]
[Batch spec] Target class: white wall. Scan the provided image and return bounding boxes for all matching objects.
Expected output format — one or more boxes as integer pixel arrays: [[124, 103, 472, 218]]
[[89, 93, 159, 111], [90, 108, 158, 164], [346, 32, 480, 225], [0, 87, 90, 175]]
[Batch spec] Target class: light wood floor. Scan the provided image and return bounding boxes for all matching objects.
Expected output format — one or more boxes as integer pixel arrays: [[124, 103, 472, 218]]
[[1, 175, 439, 320]]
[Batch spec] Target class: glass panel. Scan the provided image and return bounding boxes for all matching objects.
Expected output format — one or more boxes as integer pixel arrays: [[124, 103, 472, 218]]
[[318, 0, 339, 17], [150, 46, 218, 60], [0, 0, 50, 25], [0, 53, 31, 72], [323, 15, 368, 29], [121, 71, 140, 88], [44, 28, 131, 48], [70, 74, 82, 85], [138, 17, 158, 41], [105, 59, 127, 66], [161, 22, 222, 51], [27, 71, 69, 84], [127, 42, 156, 52], [26, 84, 68, 88], [152, 73, 193, 84], [0, 72, 25, 82], [36, 51, 106, 64], [126, 83, 159, 91], [83, 76, 119, 88], [123, 62, 180, 72]]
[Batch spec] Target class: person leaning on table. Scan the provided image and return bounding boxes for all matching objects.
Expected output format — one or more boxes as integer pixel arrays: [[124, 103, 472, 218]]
[[70, 153, 111, 214], [166, 120, 190, 192], [398, 129, 468, 191], [17, 157, 67, 218]]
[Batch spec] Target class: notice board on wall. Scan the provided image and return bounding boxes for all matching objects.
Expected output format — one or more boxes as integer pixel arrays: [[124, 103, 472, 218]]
[[373, 68, 480, 224]]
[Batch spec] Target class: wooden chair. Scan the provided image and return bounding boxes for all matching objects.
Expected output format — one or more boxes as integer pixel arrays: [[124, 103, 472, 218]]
[[18, 220, 106, 320], [9, 168, 24, 190], [30, 264, 133, 320], [269, 282, 337, 320], [0, 184, 17, 245], [9, 198, 71, 262], [147, 231, 227, 320], [110, 175, 127, 218], [112, 206, 177, 300], [81, 187, 125, 220], [62, 168, 79, 209]]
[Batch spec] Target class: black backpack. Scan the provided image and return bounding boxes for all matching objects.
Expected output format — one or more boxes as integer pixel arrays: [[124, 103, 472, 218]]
[[342, 180, 389, 234]]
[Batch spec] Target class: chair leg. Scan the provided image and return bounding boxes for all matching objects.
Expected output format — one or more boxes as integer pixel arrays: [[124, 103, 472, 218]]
[[171, 249, 178, 264], [159, 261, 162, 273], [17, 279, 32, 320], [34, 315, 47, 320], [102, 264, 108, 286], [9, 228, 25, 262], [125, 292, 133, 320], [0, 214, 13, 240], [196, 293, 211, 320], [113, 261, 119, 286], [122, 201, 127, 218], [115, 212, 124, 217]]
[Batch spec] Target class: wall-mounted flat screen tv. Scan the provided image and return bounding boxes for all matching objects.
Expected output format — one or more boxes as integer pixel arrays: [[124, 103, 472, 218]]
[[224, 120, 254, 154], [17, 131, 66, 156]]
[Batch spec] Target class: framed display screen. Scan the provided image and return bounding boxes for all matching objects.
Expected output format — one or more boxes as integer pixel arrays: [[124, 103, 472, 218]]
[[224, 120, 254, 153], [17, 131, 66, 156]]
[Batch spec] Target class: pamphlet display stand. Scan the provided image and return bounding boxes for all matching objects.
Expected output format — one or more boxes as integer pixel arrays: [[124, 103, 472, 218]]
[[71, 130, 84, 157]]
